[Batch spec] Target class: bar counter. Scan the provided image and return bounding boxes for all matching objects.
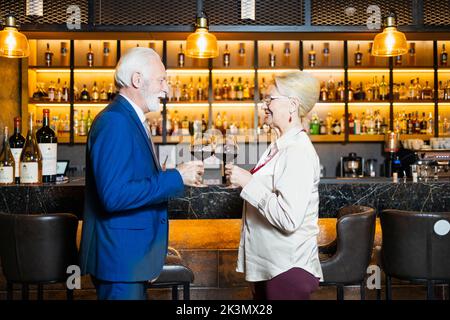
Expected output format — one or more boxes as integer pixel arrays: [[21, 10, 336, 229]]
[[0, 177, 449, 218]]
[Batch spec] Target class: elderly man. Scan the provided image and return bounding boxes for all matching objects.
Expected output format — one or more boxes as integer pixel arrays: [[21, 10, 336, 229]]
[[79, 47, 203, 300]]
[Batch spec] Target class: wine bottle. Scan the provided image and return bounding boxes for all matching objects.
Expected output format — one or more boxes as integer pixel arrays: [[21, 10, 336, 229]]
[[354, 44, 363, 66], [441, 44, 448, 67], [20, 113, 42, 184], [45, 43, 53, 67], [283, 42, 291, 66], [308, 44, 316, 67], [322, 43, 330, 66], [36, 109, 57, 183], [269, 44, 276, 68], [223, 44, 230, 67], [102, 42, 111, 66], [80, 84, 90, 101], [238, 43, 246, 66], [60, 42, 69, 66], [408, 42, 416, 66], [87, 43, 94, 67], [0, 127, 15, 184], [9, 117, 25, 184], [91, 81, 100, 102], [178, 44, 185, 67]]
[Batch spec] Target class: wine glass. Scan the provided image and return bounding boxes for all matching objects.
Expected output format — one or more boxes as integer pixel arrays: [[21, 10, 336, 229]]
[[223, 135, 239, 188]]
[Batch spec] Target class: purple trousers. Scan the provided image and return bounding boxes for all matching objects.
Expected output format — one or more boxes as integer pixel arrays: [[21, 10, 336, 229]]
[[253, 267, 320, 300]]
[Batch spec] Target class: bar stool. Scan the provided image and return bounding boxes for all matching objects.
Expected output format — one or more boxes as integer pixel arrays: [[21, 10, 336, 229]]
[[380, 209, 450, 300], [319, 205, 376, 300], [0, 212, 79, 300], [147, 247, 194, 300]]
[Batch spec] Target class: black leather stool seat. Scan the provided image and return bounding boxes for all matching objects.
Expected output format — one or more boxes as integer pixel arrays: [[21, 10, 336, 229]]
[[148, 247, 194, 300]]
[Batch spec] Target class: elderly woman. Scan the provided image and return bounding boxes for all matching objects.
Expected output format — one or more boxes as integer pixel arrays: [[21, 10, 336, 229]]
[[225, 71, 323, 300]]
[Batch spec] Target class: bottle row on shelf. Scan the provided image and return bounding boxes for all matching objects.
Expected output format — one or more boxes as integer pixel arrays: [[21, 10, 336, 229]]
[[318, 76, 450, 102], [36, 41, 449, 68], [0, 110, 58, 185]]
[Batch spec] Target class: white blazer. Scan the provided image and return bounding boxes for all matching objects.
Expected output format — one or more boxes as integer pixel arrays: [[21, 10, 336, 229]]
[[237, 126, 323, 282]]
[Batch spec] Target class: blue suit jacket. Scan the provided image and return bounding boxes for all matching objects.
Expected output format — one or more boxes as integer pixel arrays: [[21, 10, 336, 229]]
[[79, 95, 184, 282]]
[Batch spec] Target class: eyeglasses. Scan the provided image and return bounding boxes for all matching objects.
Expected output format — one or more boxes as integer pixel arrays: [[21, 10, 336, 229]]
[[260, 95, 292, 107]]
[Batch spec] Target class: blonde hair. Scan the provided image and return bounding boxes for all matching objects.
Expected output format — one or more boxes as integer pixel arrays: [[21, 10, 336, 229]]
[[274, 71, 320, 117]]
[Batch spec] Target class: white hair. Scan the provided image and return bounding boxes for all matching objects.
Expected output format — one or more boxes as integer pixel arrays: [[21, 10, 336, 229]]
[[114, 47, 161, 89], [274, 71, 320, 117]]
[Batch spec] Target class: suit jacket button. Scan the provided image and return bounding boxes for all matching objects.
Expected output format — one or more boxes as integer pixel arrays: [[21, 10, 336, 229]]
[[160, 218, 167, 224]]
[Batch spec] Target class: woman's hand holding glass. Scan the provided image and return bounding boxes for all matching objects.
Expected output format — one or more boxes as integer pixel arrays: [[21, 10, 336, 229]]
[[224, 164, 252, 189]]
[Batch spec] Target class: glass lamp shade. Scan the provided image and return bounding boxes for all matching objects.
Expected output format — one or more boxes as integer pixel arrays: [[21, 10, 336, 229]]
[[186, 27, 219, 59], [0, 26, 30, 58], [372, 26, 408, 57]]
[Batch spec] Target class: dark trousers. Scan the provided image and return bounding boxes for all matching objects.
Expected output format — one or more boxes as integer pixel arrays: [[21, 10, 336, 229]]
[[253, 267, 319, 300]]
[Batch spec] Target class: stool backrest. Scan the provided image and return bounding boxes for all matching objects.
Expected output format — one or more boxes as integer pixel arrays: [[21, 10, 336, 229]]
[[333, 205, 376, 282], [380, 209, 450, 281], [0, 213, 79, 284]]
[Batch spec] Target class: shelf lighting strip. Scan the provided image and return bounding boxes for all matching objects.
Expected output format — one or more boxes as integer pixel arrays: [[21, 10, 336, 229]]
[[212, 103, 255, 107], [166, 69, 209, 74], [164, 103, 209, 107], [394, 102, 435, 107], [212, 69, 255, 74]]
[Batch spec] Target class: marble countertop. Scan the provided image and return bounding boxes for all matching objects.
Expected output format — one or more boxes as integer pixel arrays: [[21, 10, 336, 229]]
[[1, 177, 449, 219]]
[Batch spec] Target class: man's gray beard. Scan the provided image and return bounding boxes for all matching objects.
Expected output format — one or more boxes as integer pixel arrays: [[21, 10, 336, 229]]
[[141, 88, 160, 112]]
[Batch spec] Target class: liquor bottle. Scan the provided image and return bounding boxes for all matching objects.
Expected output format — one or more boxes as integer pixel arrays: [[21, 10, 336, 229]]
[[236, 77, 244, 101], [348, 113, 355, 134], [440, 44, 448, 67], [420, 112, 428, 134], [368, 42, 375, 66], [174, 77, 181, 102], [421, 81, 433, 100], [45, 43, 53, 67], [348, 81, 355, 101], [395, 54, 402, 66], [80, 84, 90, 101], [354, 82, 366, 101], [322, 43, 330, 66], [20, 113, 42, 184], [326, 76, 336, 100], [259, 77, 267, 100], [229, 77, 236, 100], [309, 114, 320, 135], [408, 79, 415, 100], [214, 79, 222, 100], [283, 42, 291, 66], [438, 81, 445, 100], [178, 44, 185, 67], [214, 112, 223, 131], [48, 81, 55, 102], [151, 119, 158, 136], [79, 110, 87, 136], [379, 75, 388, 100], [36, 109, 57, 183], [87, 43, 94, 67], [445, 80, 450, 100], [86, 110, 93, 133], [181, 84, 189, 101], [399, 82, 408, 100], [332, 119, 341, 135], [201, 114, 207, 133], [73, 110, 79, 136], [222, 112, 229, 133], [320, 81, 328, 101], [62, 81, 69, 102], [325, 112, 333, 135], [319, 121, 327, 135], [196, 77, 204, 101], [9, 117, 25, 184], [102, 42, 111, 66], [308, 44, 316, 67], [392, 83, 400, 100], [100, 82, 108, 101], [354, 44, 363, 66], [222, 78, 229, 100], [223, 44, 231, 67], [243, 79, 251, 100], [427, 112, 433, 135], [188, 77, 195, 102], [238, 43, 246, 66], [408, 42, 416, 66], [354, 113, 361, 135], [108, 83, 116, 101], [55, 78, 63, 102], [60, 42, 69, 66], [336, 81, 345, 102], [0, 126, 15, 184], [372, 76, 380, 101], [414, 111, 421, 134], [269, 44, 276, 68]]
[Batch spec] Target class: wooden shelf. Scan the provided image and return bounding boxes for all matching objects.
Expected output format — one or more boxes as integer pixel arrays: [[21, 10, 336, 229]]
[[400, 134, 433, 140], [309, 135, 345, 142], [349, 135, 385, 142], [29, 101, 70, 105], [28, 66, 70, 69]]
